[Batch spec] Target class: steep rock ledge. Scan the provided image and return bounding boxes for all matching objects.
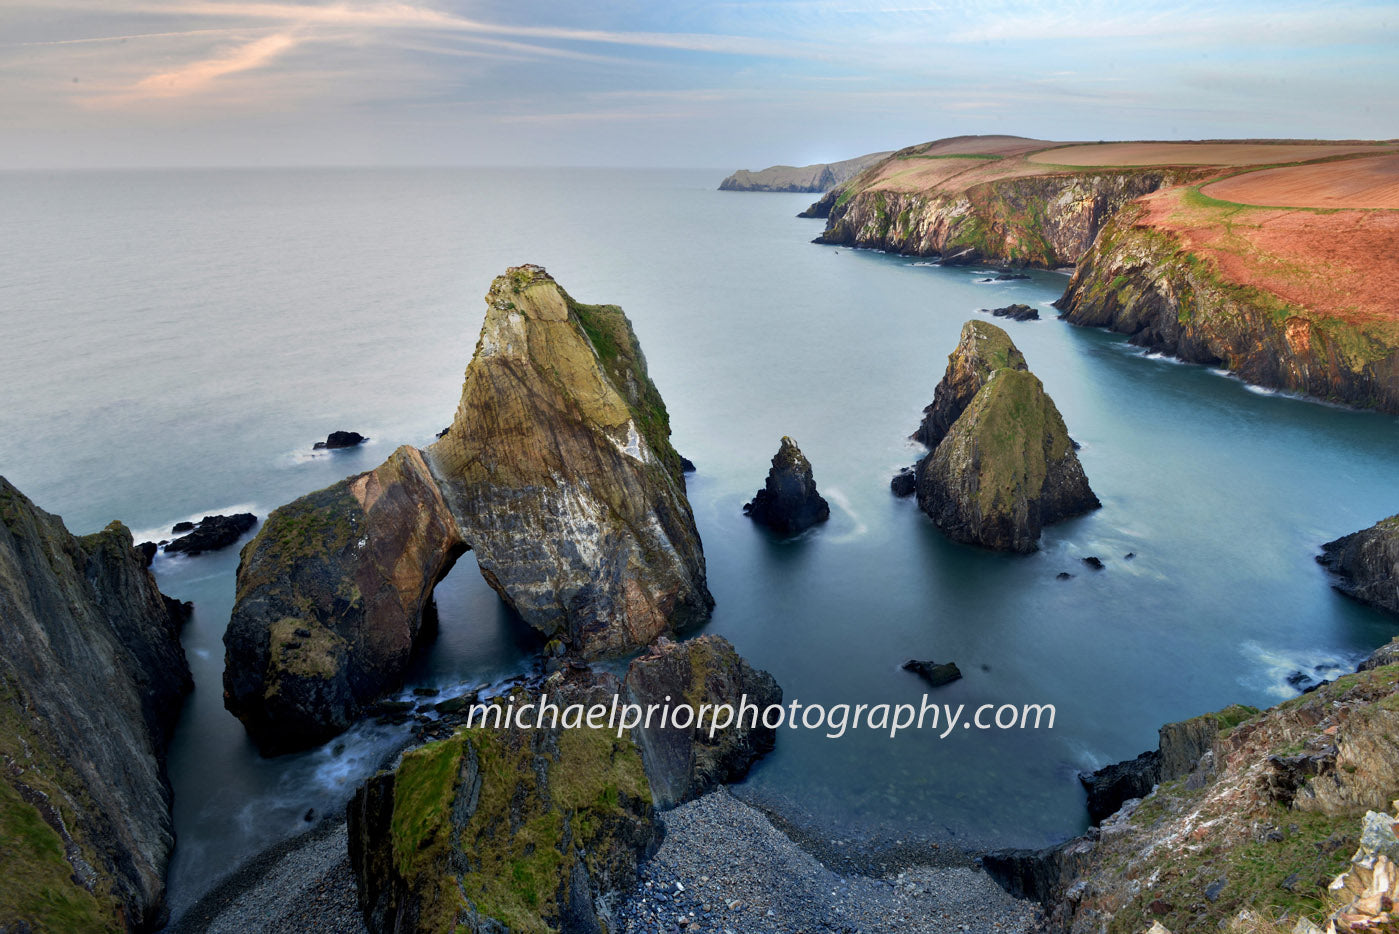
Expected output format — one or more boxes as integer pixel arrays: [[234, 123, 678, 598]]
[[0, 477, 192, 931], [1318, 514, 1399, 615], [986, 639, 1399, 934], [226, 266, 712, 755], [1057, 206, 1399, 413], [812, 169, 1192, 266]]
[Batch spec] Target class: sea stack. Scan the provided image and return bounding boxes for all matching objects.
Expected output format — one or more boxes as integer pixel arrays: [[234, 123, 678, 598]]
[[224, 265, 712, 754], [912, 321, 1098, 552], [0, 477, 192, 931], [744, 436, 831, 535], [1318, 515, 1399, 615]]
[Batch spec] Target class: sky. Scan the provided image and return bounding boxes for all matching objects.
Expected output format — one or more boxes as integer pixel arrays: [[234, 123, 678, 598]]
[[2, 0, 1396, 169]]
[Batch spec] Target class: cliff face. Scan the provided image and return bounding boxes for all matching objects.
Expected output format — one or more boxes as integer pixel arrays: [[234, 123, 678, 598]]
[[0, 477, 191, 931], [718, 151, 891, 192], [428, 265, 712, 656], [347, 669, 658, 934], [1058, 206, 1399, 412], [813, 169, 1190, 266], [224, 446, 466, 755], [912, 321, 1098, 552], [1318, 515, 1399, 615], [622, 635, 782, 808], [987, 642, 1399, 934], [226, 265, 712, 755]]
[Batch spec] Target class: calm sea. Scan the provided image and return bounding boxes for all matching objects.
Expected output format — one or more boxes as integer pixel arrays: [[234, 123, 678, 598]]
[[1, 167, 1395, 918]]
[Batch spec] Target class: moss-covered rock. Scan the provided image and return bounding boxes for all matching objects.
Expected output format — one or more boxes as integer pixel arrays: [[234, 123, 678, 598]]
[[0, 477, 192, 931], [623, 634, 782, 808], [429, 265, 713, 657], [913, 323, 1098, 552], [742, 437, 830, 536], [347, 670, 657, 934], [224, 446, 466, 755], [1318, 514, 1399, 616]]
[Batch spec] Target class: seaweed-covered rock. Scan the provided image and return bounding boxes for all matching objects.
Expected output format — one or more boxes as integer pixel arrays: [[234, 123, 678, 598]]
[[914, 322, 1098, 552], [743, 436, 830, 535], [912, 320, 1027, 449], [0, 477, 191, 931], [224, 446, 466, 754], [1318, 515, 1399, 615], [163, 512, 257, 556], [347, 669, 656, 934], [623, 635, 782, 808]]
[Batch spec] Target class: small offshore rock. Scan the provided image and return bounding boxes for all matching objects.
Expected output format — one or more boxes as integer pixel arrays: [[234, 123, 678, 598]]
[[681, 456, 697, 473], [172, 520, 195, 533], [164, 513, 257, 556], [743, 436, 830, 535], [981, 303, 1039, 321], [890, 467, 917, 497], [313, 430, 367, 450], [1082, 556, 1105, 570], [1056, 572, 1074, 580], [902, 659, 963, 687], [137, 540, 158, 566]]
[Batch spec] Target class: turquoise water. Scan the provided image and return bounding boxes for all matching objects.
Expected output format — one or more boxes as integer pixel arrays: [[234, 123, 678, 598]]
[[1, 167, 1395, 916]]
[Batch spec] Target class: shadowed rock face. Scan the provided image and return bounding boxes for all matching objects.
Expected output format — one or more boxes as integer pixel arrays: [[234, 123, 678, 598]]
[[224, 446, 465, 755], [623, 635, 782, 809], [429, 265, 712, 658], [912, 321, 1098, 553], [743, 436, 831, 536], [0, 477, 191, 931], [1318, 515, 1399, 616], [348, 669, 657, 934], [225, 266, 712, 754]]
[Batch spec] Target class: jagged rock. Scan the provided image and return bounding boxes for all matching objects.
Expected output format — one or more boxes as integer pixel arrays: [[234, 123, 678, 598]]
[[680, 456, 697, 473], [0, 477, 192, 931], [623, 635, 782, 808], [743, 436, 831, 535], [137, 540, 158, 566], [225, 266, 712, 754], [430, 265, 712, 655], [912, 319, 1027, 449], [172, 520, 194, 533], [1360, 638, 1399, 672], [913, 322, 1099, 553], [164, 513, 257, 556], [1082, 556, 1105, 570], [901, 659, 963, 687], [1319, 516, 1399, 616], [314, 430, 367, 450], [347, 669, 657, 934], [224, 446, 466, 755], [890, 467, 917, 497], [981, 303, 1039, 321]]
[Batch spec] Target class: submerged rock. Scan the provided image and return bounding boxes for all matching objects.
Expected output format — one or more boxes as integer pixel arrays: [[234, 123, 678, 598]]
[[314, 430, 367, 450], [1318, 515, 1399, 615], [0, 476, 192, 931], [164, 512, 257, 556], [743, 436, 831, 535], [226, 265, 712, 753], [347, 669, 657, 934], [224, 446, 465, 754], [623, 635, 782, 808], [901, 659, 963, 687], [913, 321, 1098, 553]]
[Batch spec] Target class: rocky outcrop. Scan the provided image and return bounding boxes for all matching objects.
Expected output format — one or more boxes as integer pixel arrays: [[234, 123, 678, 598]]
[[224, 446, 465, 754], [993, 640, 1399, 933], [812, 168, 1192, 266], [983, 303, 1039, 321], [1318, 515, 1399, 615], [347, 669, 657, 934], [315, 431, 367, 450], [226, 265, 712, 754], [743, 437, 830, 535], [1057, 207, 1399, 413], [912, 322, 1098, 552], [164, 512, 257, 556], [719, 151, 891, 193], [901, 659, 963, 687], [623, 635, 782, 808], [0, 477, 192, 931], [429, 265, 712, 654]]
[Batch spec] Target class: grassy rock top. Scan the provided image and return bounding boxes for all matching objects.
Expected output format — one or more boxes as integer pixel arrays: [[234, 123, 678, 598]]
[[914, 319, 1028, 448]]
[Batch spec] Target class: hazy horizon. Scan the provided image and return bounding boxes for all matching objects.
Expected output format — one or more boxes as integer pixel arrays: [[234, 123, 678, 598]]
[[4, 1, 1397, 171]]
